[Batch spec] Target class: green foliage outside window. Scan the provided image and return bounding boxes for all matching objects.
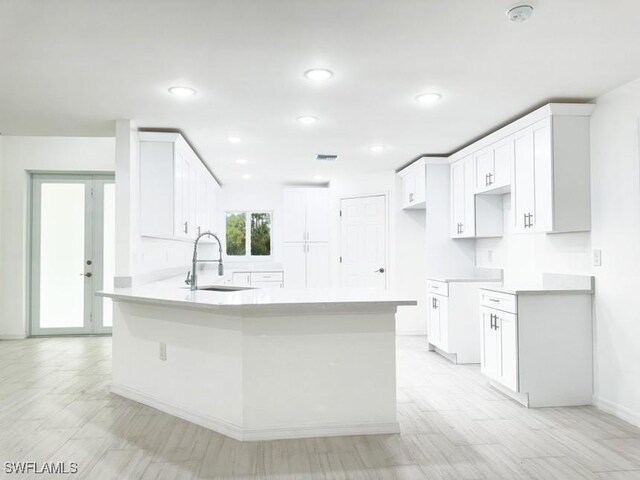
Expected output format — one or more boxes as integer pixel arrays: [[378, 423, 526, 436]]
[[251, 213, 271, 256], [225, 211, 271, 257], [226, 212, 246, 255]]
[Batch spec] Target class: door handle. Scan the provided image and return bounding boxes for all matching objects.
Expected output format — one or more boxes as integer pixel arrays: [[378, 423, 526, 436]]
[[374, 267, 385, 273], [80, 272, 92, 278]]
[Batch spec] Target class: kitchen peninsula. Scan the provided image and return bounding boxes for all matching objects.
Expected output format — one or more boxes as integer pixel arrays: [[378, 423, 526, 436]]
[[99, 283, 416, 441]]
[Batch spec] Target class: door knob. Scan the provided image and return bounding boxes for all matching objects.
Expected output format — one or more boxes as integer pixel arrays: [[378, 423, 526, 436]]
[[80, 272, 92, 278], [374, 267, 385, 273]]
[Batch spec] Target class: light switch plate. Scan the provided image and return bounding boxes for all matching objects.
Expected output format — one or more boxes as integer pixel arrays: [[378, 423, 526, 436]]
[[593, 249, 602, 267]]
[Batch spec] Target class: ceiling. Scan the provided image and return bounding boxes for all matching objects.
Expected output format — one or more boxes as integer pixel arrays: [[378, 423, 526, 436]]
[[2, 0, 640, 185]]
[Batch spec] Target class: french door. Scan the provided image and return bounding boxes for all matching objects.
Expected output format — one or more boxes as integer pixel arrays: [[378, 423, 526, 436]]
[[30, 173, 115, 335]]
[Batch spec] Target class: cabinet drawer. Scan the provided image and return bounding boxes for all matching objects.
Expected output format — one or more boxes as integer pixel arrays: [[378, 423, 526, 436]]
[[250, 271, 284, 282], [480, 290, 517, 314], [251, 280, 284, 289], [427, 280, 449, 296]]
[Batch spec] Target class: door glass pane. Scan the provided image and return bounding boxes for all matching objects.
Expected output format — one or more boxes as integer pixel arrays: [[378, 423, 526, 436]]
[[39, 183, 85, 328], [102, 183, 115, 327], [250, 212, 271, 256]]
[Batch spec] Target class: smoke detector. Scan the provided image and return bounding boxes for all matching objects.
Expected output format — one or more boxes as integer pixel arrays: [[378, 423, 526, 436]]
[[506, 5, 534, 23]]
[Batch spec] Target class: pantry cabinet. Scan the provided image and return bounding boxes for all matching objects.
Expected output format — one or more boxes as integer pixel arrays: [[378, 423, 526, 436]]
[[140, 132, 220, 241], [283, 187, 330, 288], [398, 159, 426, 209]]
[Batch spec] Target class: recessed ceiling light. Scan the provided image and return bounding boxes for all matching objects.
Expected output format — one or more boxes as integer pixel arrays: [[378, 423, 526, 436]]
[[506, 5, 533, 23], [313, 175, 324, 180], [415, 93, 442, 105], [236, 158, 248, 164], [304, 69, 334, 81], [242, 174, 252, 180], [369, 145, 386, 153], [227, 136, 242, 143], [168, 86, 196, 97], [297, 115, 318, 125]]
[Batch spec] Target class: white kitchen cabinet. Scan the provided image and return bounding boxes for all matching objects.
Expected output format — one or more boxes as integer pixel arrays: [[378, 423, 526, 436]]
[[512, 115, 591, 234], [139, 132, 220, 241], [283, 187, 330, 242], [427, 278, 501, 364], [475, 136, 512, 194], [283, 242, 330, 288], [479, 280, 594, 407], [450, 156, 502, 239], [397, 159, 426, 209]]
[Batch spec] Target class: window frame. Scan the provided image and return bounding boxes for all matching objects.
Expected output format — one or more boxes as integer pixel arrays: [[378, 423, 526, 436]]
[[224, 210, 274, 260]]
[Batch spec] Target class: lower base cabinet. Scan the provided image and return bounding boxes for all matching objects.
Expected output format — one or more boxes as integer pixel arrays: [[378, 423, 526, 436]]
[[427, 279, 501, 364], [479, 288, 593, 407]]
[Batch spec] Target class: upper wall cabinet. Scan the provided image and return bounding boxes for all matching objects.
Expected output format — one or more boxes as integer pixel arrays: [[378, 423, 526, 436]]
[[282, 187, 330, 243], [139, 132, 220, 241], [397, 159, 426, 209], [474, 136, 512, 194], [448, 103, 594, 238], [512, 115, 591, 233], [450, 155, 502, 239]]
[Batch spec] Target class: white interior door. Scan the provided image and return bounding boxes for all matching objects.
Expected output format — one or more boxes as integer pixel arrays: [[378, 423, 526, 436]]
[[340, 195, 387, 288], [30, 173, 115, 335]]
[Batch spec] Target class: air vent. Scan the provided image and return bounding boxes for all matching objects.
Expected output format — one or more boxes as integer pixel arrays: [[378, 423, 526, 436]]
[[316, 154, 338, 162]]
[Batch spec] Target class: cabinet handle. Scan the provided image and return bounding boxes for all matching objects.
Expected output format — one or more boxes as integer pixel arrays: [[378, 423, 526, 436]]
[[490, 313, 494, 329], [485, 173, 489, 187], [409, 192, 414, 202], [183, 221, 188, 233], [488, 172, 493, 185], [489, 298, 500, 303], [523, 213, 528, 229], [494, 315, 500, 330]]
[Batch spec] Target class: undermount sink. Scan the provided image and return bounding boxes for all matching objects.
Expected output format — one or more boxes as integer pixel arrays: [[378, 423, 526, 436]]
[[197, 285, 254, 292]]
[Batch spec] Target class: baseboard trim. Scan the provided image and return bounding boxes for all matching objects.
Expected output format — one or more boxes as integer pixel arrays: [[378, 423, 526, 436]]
[[594, 395, 640, 429], [396, 330, 428, 336], [111, 383, 400, 441], [0, 334, 28, 340]]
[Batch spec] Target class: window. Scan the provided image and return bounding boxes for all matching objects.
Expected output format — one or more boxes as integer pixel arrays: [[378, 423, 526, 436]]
[[225, 211, 272, 257]]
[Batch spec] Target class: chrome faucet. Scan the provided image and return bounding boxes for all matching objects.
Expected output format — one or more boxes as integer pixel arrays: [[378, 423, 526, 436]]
[[186, 231, 224, 291]]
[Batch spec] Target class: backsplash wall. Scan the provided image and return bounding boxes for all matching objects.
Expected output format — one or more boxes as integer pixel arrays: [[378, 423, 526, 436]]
[[475, 194, 592, 287]]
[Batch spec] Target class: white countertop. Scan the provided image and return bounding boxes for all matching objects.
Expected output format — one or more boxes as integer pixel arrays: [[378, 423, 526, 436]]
[[98, 275, 417, 313], [479, 273, 595, 295], [428, 277, 502, 284]]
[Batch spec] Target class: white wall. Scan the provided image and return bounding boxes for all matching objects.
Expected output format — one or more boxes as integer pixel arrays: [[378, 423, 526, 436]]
[[217, 182, 284, 270], [0, 136, 115, 338], [475, 195, 592, 286], [590, 78, 640, 426]]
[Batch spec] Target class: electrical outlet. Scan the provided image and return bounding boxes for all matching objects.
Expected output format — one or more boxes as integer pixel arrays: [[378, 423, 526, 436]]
[[487, 250, 493, 263], [593, 249, 602, 267], [159, 342, 167, 361]]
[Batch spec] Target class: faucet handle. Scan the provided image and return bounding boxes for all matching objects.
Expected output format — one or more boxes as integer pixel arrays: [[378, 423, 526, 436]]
[[185, 271, 192, 285]]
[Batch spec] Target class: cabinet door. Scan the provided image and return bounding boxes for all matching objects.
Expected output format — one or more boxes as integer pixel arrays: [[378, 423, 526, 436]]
[[532, 118, 553, 232], [283, 243, 307, 288], [196, 173, 207, 236], [512, 126, 536, 234], [480, 307, 499, 380], [492, 136, 512, 189], [283, 189, 307, 242], [306, 242, 330, 288], [436, 295, 449, 351], [497, 311, 518, 392], [305, 189, 330, 242], [173, 152, 189, 239], [403, 174, 416, 207], [428, 294, 440, 347], [450, 160, 465, 238], [251, 281, 284, 289], [474, 148, 494, 192], [462, 156, 476, 237]]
